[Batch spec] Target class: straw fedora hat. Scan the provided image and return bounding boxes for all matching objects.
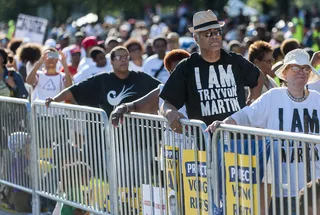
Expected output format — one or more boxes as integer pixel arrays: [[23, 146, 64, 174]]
[[275, 49, 320, 84], [189, 10, 225, 33]]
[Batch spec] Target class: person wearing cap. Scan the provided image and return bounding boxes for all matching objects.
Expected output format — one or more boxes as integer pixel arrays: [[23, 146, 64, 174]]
[[159, 10, 263, 132], [60, 46, 81, 76], [61, 32, 86, 67], [73, 46, 112, 84], [78, 36, 98, 72], [206, 49, 320, 214], [104, 36, 120, 54]]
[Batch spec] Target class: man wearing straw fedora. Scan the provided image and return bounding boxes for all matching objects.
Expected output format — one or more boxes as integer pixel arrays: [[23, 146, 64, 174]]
[[159, 10, 263, 132]]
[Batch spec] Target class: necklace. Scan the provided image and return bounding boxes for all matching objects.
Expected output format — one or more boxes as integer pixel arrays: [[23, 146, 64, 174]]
[[286, 89, 308, 102]]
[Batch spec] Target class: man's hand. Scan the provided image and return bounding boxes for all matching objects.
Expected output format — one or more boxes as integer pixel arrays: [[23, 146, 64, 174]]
[[165, 109, 186, 134], [205, 121, 225, 133], [45, 97, 54, 108], [311, 51, 320, 67], [111, 104, 128, 127]]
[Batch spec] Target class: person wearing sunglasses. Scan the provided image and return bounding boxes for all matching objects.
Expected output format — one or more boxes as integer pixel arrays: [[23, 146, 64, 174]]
[[159, 10, 264, 134], [248, 41, 279, 94], [45, 46, 160, 118], [206, 49, 320, 214], [110, 49, 190, 126]]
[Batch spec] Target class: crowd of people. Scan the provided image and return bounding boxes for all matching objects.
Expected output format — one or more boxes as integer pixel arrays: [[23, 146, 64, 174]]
[[0, 3, 320, 214]]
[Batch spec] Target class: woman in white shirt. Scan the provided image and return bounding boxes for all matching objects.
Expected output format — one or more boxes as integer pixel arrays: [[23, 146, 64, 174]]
[[26, 47, 73, 102], [206, 49, 320, 214]]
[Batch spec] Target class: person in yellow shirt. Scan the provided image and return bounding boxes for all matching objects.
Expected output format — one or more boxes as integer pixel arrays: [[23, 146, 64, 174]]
[[291, 7, 304, 43]]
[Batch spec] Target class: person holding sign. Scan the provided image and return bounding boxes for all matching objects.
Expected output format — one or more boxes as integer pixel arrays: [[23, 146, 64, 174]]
[[206, 49, 320, 214], [159, 9, 264, 134]]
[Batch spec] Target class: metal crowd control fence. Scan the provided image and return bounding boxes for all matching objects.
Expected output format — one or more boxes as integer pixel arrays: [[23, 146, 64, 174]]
[[32, 100, 117, 215], [208, 124, 320, 215], [0, 96, 38, 213], [110, 112, 210, 215]]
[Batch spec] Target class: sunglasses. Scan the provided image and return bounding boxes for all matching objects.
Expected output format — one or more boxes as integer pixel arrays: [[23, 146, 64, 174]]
[[289, 65, 312, 74], [201, 29, 223, 38], [114, 55, 130, 61]]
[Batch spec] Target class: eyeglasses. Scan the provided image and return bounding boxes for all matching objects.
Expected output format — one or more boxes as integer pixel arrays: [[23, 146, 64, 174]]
[[113, 55, 130, 61], [202, 29, 222, 38], [290, 65, 312, 74], [261, 58, 275, 64]]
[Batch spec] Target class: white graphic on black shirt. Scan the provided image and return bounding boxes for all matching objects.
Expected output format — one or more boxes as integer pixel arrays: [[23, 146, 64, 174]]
[[43, 79, 56, 91], [195, 65, 241, 117], [107, 85, 137, 107]]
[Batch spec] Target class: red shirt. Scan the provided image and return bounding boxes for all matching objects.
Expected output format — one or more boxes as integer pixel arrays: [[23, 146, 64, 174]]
[[61, 65, 78, 76]]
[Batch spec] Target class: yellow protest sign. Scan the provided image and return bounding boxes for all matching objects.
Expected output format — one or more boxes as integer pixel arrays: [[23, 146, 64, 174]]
[[164, 145, 180, 215], [225, 152, 258, 215], [182, 150, 208, 214]]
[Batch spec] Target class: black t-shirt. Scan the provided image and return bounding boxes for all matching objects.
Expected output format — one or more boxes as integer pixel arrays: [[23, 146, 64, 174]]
[[70, 71, 161, 117], [159, 50, 260, 126]]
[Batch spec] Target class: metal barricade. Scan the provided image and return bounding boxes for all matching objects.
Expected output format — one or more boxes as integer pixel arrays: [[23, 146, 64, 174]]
[[110, 112, 210, 215], [32, 100, 117, 215], [208, 124, 320, 215], [0, 96, 38, 213]]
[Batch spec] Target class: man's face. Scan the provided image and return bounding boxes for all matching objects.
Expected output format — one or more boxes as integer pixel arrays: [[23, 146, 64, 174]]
[[111, 49, 130, 73], [153, 40, 167, 57], [94, 52, 107, 67], [196, 28, 223, 52], [71, 52, 81, 66], [169, 197, 176, 215]]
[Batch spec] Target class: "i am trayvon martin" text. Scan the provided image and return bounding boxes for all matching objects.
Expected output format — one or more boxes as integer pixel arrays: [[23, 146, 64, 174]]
[[195, 65, 241, 117]]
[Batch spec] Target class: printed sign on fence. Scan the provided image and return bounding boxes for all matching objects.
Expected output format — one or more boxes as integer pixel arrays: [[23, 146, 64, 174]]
[[164, 145, 180, 215], [142, 184, 166, 215], [225, 152, 258, 215], [183, 150, 208, 214], [15, 14, 48, 44]]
